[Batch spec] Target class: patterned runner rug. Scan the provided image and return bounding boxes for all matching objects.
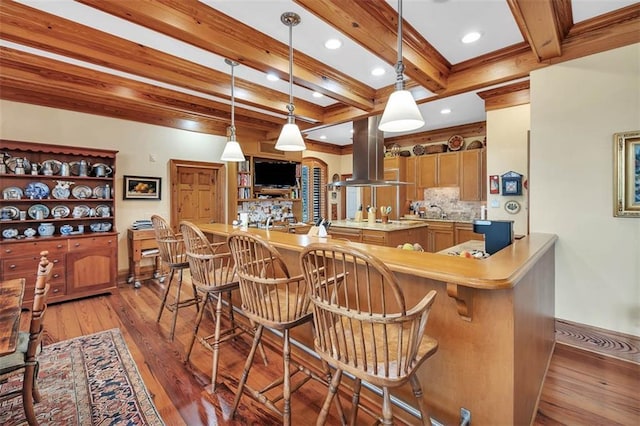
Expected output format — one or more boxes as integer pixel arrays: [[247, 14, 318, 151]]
[[0, 328, 165, 425]]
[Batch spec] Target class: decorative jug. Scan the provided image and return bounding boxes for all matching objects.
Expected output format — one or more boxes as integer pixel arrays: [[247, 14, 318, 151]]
[[37, 222, 55, 237]]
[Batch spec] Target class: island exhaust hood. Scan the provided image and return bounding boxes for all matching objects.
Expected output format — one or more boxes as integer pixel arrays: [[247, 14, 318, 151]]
[[332, 116, 408, 187]]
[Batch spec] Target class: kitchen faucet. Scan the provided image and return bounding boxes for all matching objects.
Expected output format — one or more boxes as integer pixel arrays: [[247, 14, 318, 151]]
[[429, 204, 447, 219], [265, 216, 273, 230]]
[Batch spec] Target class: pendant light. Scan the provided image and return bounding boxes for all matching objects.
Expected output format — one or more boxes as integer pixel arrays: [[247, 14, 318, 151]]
[[275, 12, 306, 151], [378, 0, 424, 133], [220, 59, 246, 162]]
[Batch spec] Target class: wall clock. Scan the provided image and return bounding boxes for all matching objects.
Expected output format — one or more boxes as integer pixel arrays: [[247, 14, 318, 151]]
[[501, 171, 523, 195]]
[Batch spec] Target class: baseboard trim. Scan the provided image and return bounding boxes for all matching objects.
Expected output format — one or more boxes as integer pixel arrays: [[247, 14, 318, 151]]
[[555, 319, 640, 364]]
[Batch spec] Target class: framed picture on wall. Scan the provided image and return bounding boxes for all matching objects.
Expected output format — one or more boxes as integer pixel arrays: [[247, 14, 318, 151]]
[[501, 171, 523, 196], [123, 175, 161, 200], [489, 175, 499, 194], [613, 130, 640, 217]]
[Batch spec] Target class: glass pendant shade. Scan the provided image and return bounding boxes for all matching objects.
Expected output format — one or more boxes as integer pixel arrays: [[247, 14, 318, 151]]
[[276, 122, 306, 151], [220, 132, 245, 162], [378, 89, 424, 132]]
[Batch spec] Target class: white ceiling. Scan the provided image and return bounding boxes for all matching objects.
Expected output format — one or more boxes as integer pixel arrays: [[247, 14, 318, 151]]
[[8, 0, 637, 145]]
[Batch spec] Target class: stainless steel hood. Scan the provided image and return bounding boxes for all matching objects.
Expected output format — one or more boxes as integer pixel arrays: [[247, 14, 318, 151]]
[[332, 116, 408, 187]]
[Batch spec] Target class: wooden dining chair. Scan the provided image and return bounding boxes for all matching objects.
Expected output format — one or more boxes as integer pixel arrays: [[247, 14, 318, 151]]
[[180, 221, 265, 391], [227, 230, 345, 426], [151, 215, 200, 340], [300, 243, 439, 426], [0, 251, 53, 425]]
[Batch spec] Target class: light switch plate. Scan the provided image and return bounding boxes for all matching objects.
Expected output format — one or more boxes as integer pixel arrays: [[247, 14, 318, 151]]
[[490, 199, 500, 208]]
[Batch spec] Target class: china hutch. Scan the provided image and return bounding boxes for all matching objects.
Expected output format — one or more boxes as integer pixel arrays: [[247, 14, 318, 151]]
[[0, 140, 118, 307]]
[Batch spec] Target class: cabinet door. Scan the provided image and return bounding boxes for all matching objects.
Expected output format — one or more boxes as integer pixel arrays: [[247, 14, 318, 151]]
[[375, 169, 402, 220], [67, 247, 115, 295], [455, 223, 484, 245], [429, 228, 455, 253], [438, 152, 460, 187], [417, 155, 437, 188], [328, 227, 361, 242], [460, 149, 484, 201], [406, 156, 418, 200]]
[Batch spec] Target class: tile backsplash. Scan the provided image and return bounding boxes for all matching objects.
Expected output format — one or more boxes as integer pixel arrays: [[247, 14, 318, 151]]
[[411, 187, 482, 221]]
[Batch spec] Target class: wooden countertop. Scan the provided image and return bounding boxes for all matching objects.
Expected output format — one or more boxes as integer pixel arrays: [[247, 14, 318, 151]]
[[198, 223, 557, 291], [329, 219, 429, 231]]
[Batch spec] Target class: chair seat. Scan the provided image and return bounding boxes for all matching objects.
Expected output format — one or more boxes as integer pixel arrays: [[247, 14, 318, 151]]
[[315, 317, 437, 386], [0, 332, 41, 375], [241, 286, 312, 330], [192, 267, 239, 294]]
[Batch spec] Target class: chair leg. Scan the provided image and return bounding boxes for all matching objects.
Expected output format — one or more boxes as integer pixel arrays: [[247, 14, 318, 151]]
[[22, 364, 37, 426], [209, 291, 225, 392], [191, 283, 201, 313], [316, 368, 343, 426], [156, 268, 176, 323], [168, 268, 184, 341], [185, 292, 208, 362], [282, 329, 291, 426], [231, 324, 264, 418], [409, 374, 432, 425], [381, 387, 393, 426], [348, 378, 362, 426]]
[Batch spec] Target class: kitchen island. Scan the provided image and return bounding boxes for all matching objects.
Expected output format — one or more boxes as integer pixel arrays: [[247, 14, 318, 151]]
[[198, 223, 557, 425], [328, 219, 429, 248]]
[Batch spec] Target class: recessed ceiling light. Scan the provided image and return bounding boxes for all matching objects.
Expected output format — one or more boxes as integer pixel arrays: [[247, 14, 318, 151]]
[[462, 31, 482, 44], [266, 73, 279, 82], [324, 38, 342, 50], [440, 108, 451, 114], [320, 135, 327, 140], [312, 92, 323, 98], [371, 67, 386, 76], [350, 129, 354, 134]]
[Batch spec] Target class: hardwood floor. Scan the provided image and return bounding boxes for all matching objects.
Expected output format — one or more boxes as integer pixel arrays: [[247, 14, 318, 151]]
[[22, 279, 640, 425]]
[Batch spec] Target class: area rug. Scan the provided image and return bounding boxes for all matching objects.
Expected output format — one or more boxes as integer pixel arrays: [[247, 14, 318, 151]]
[[0, 328, 165, 426]]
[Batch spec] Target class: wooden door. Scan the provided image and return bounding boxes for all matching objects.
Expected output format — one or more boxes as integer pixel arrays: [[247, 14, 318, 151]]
[[170, 160, 225, 231]]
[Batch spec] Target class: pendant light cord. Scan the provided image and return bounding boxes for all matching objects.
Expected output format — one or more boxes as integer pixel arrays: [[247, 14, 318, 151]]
[[287, 18, 295, 119], [231, 62, 235, 130], [395, 0, 405, 90]]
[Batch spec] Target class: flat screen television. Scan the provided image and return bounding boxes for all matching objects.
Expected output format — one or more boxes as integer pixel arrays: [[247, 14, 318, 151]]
[[254, 161, 297, 187]]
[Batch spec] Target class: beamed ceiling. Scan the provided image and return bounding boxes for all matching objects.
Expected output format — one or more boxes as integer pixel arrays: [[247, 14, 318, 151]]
[[0, 0, 638, 147]]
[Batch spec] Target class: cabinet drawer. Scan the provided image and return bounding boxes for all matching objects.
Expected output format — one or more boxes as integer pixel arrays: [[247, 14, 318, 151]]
[[1, 239, 67, 259], [2, 254, 65, 281], [68, 235, 117, 252], [23, 279, 66, 306], [361, 230, 387, 246]]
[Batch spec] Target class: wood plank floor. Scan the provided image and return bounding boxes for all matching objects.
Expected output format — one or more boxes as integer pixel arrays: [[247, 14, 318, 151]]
[[20, 279, 640, 425]]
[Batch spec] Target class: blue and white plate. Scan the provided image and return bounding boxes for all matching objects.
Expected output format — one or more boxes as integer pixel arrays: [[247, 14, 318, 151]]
[[72, 185, 92, 199], [2, 186, 24, 200], [25, 182, 50, 199], [2, 228, 18, 239], [1, 206, 20, 220], [28, 204, 50, 220], [51, 205, 71, 218], [52, 186, 70, 199]]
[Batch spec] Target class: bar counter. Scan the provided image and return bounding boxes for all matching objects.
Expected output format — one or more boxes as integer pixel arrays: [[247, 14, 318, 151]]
[[198, 223, 557, 425]]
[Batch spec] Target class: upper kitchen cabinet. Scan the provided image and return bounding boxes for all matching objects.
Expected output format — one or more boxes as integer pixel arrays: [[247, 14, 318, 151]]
[[459, 148, 486, 201], [417, 152, 459, 189]]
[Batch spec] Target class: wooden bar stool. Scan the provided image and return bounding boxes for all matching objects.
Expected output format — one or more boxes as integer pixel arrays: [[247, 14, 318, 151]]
[[151, 215, 200, 341], [300, 243, 439, 425], [227, 231, 345, 426]]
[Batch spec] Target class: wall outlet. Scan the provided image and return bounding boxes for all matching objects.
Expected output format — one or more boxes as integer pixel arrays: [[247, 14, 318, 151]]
[[149, 154, 156, 162]]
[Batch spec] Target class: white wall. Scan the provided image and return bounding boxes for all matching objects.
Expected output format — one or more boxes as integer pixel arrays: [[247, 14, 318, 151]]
[[0, 101, 227, 272], [530, 44, 640, 336], [486, 104, 530, 236]]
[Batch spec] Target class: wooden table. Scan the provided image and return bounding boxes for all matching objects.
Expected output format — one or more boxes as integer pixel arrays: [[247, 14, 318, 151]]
[[127, 228, 162, 289], [0, 278, 26, 356]]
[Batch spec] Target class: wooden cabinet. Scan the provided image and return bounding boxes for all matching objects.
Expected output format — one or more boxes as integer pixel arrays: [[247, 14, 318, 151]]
[[425, 221, 455, 253], [329, 224, 429, 249], [328, 226, 362, 242], [417, 155, 437, 189], [405, 156, 419, 200], [437, 152, 460, 187], [0, 140, 118, 306], [459, 149, 486, 201], [454, 222, 484, 245], [374, 158, 406, 220]]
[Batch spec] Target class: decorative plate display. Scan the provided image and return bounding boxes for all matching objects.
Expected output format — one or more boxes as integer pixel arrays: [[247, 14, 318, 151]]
[[28, 204, 50, 220], [467, 139, 484, 150], [93, 185, 109, 199], [447, 135, 465, 151], [5, 157, 31, 174], [0, 206, 20, 220], [72, 185, 92, 199], [91, 163, 113, 177], [90, 222, 112, 232], [504, 200, 521, 214], [72, 205, 90, 218], [24, 228, 37, 238], [412, 144, 425, 156], [2, 186, 24, 200], [95, 204, 111, 217], [52, 186, 71, 199], [2, 228, 19, 239], [51, 205, 71, 218], [40, 159, 62, 175], [25, 182, 50, 199]]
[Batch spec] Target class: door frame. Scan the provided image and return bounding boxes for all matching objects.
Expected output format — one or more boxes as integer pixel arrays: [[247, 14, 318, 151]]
[[169, 159, 226, 231]]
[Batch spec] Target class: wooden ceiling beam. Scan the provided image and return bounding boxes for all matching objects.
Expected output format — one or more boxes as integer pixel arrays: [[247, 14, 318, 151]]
[[76, 0, 376, 112], [507, 0, 572, 61], [0, 0, 324, 123], [0, 48, 281, 133], [295, 0, 449, 93]]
